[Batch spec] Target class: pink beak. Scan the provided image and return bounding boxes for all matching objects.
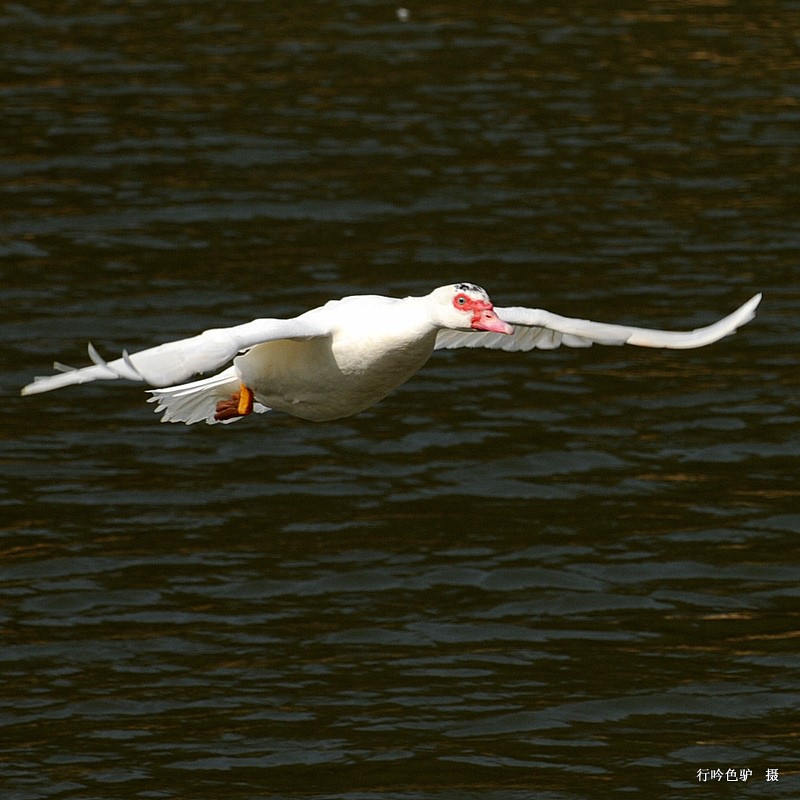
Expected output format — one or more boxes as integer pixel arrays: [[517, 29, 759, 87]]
[[472, 307, 514, 335]]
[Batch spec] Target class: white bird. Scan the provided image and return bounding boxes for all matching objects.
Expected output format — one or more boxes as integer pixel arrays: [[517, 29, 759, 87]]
[[20, 284, 761, 425]]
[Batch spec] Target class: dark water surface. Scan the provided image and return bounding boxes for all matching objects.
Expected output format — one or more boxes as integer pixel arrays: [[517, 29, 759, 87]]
[[2, 2, 800, 798]]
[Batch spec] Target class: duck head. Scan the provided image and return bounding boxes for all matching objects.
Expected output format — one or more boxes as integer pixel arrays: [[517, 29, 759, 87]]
[[432, 283, 514, 335]]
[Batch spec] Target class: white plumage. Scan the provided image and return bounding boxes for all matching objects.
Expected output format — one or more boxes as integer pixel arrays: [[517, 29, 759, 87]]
[[21, 284, 762, 425]]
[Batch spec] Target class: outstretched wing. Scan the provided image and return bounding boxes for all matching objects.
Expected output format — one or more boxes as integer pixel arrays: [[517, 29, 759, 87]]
[[435, 294, 761, 352], [20, 307, 335, 396]]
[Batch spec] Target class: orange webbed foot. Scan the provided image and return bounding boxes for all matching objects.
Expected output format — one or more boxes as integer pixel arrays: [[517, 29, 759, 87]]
[[214, 384, 254, 421]]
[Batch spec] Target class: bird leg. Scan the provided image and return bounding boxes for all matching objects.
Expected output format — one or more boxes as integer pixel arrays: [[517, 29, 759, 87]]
[[214, 384, 254, 421]]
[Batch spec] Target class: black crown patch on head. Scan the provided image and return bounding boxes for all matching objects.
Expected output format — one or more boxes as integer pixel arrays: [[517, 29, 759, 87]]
[[455, 282, 485, 294]]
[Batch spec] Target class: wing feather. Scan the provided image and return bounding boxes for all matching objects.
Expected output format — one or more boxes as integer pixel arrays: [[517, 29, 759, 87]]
[[435, 294, 761, 352], [20, 307, 335, 396]]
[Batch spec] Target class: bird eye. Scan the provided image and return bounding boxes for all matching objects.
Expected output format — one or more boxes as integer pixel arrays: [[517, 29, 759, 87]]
[[456, 294, 467, 306]]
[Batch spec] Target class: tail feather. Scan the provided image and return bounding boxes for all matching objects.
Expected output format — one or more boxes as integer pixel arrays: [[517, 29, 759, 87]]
[[147, 367, 270, 425]]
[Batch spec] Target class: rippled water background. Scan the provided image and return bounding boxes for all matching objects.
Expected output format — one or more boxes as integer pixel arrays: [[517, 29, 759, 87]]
[[2, 2, 800, 798]]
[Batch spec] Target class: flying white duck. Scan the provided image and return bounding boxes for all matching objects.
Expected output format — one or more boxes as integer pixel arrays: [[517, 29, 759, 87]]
[[21, 283, 761, 425]]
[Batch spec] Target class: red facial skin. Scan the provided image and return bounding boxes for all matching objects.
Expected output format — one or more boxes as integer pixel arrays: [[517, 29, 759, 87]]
[[453, 293, 515, 335]]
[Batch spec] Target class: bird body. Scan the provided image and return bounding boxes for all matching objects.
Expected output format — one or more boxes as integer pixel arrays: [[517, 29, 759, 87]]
[[21, 283, 761, 426], [236, 296, 441, 421]]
